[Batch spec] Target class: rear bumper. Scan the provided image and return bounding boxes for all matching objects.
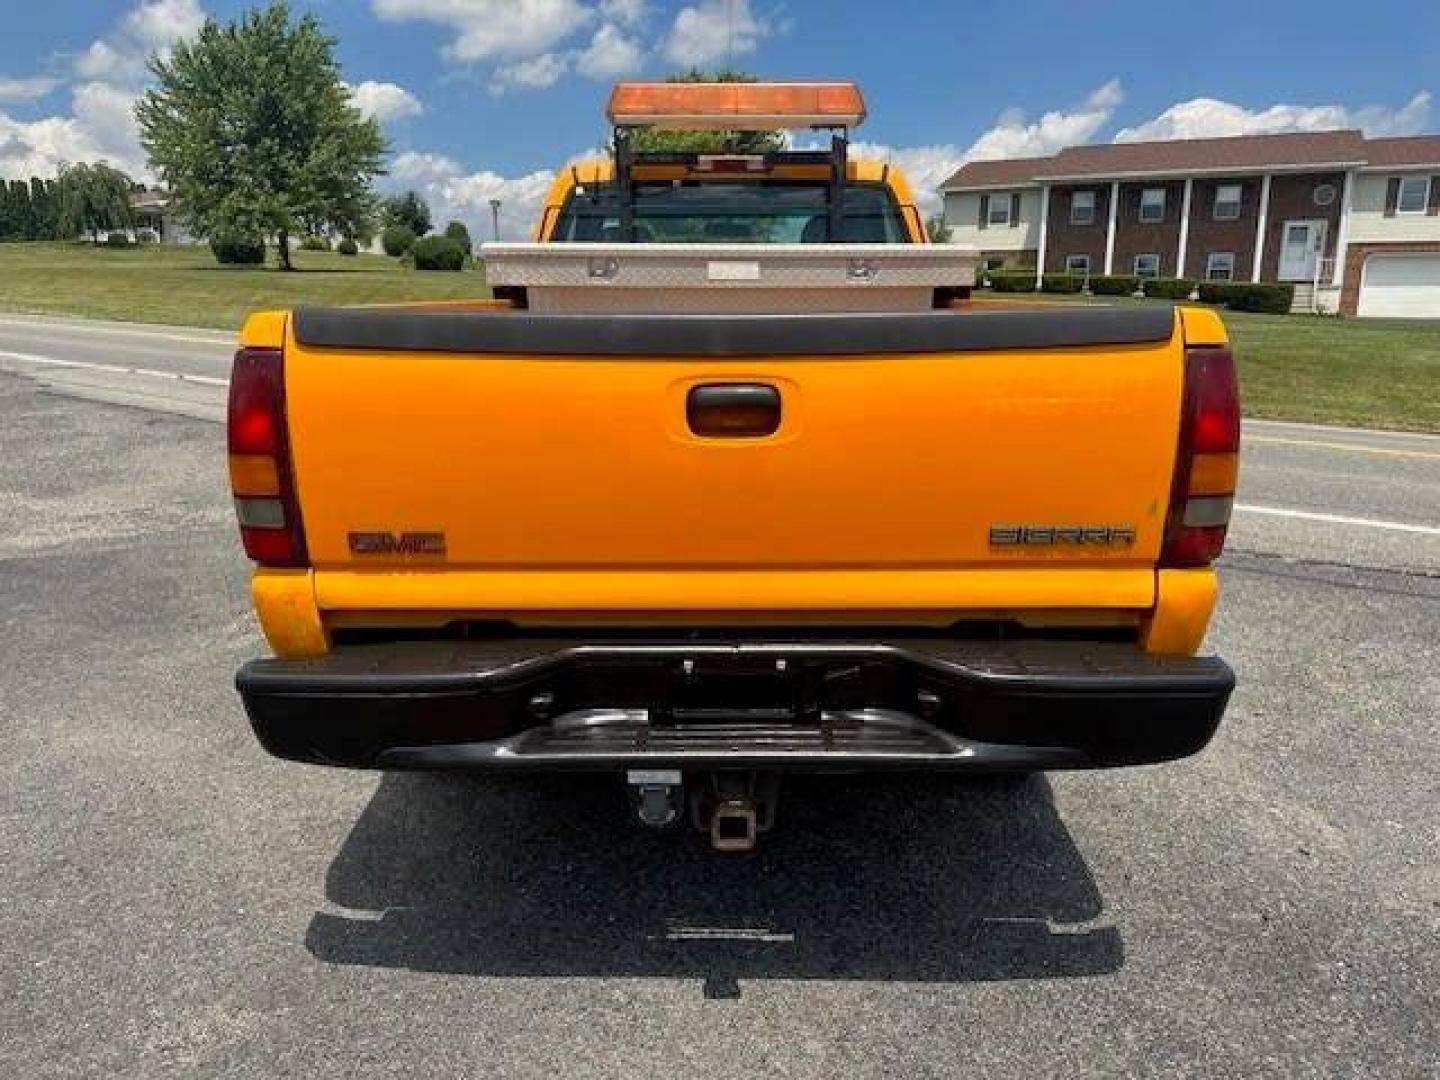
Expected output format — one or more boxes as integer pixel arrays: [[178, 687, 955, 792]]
[[236, 639, 1232, 773]]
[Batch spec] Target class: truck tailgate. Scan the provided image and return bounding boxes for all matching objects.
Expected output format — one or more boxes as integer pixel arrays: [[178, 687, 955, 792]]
[[283, 306, 1183, 605]]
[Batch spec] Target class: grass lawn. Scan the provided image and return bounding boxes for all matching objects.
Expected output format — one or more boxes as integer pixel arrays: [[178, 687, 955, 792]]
[[0, 242, 488, 331], [1, 242, 1436, 431], [977, 294, 1439, 432], [1221, 312, 1439, 432]]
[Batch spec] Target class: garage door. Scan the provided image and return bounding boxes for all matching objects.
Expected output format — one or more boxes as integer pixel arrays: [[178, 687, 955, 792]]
[[1357, 254, 1440, 318]]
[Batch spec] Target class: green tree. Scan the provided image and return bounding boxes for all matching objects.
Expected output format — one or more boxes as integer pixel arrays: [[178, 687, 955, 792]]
[[0, 181, 22, 240], [136, 1, 386, 270], [56, 163, 135, 240], [6, 180, 33, 240], [628, 70, 786, 155], [31, 177, 60, 239], [383, 190, 432, 236], [443, 219, 472, 255], [925, 215, 953, 243]]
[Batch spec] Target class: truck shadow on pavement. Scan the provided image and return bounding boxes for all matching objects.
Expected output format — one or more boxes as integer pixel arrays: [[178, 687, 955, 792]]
[[306, 771, 1121, 990]]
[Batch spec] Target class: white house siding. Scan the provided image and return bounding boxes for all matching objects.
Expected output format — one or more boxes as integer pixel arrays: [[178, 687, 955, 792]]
[[943, 189, 1042, 251], [1346, 172, 1440, 243]]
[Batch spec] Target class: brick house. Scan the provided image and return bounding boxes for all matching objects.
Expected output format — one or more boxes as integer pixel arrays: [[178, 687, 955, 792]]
[[939, 131, 1440, 317]]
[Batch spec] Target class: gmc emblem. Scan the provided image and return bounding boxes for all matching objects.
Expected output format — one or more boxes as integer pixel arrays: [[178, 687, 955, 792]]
[[347, 531, 447, 556]]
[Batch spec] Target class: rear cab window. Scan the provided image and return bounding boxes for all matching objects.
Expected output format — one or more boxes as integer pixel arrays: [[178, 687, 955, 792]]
[[551, 180, 911, 243]]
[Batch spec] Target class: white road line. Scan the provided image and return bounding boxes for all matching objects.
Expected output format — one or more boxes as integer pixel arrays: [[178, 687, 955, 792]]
[[1243, 417, 1440, 443], [1234, 504, 1440, 537], [0, 315, 232, 346], [0, 349, 229, 387], [1246, 435, 1440, 460]]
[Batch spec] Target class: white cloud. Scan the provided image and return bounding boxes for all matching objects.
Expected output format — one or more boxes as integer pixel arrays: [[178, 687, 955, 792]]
[[599, 0, 647, 25], [348, 80, 424, 122], [1116, 91, 1432, 142], [372, 0, 592, 63], [0, 112, 100, 179], [1, 0, 208, 182], [0, 75, 61, 104], [75, 40, 149, 83], [76, 0, 206, 83], [71, 81, 146, 166], [123, 0, 206, 48], [575, 23, 644, 79], [966, 79, 1122, 161], [492, 53, 570, 92], [850, 81, 1125, 217], [662, 0, 768, 67], [388, 149, 564, 240]]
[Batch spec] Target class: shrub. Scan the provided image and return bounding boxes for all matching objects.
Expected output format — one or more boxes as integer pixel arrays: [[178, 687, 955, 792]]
[[104, 232, 134, 248], [134, 228, 159, 244], [1141, 277, 1198, 300], [300, 235, 330, 251], [381, 224, 416, 257], [443, 220, 473, 255], [336, 237, 359, 256], [1041, 273, 1085, 294], [210, 234, 265, 266], [411, 234, 466, 271], [988, 273, 1036, 293], [1089, 274, 1139, 296], [1196, 281, 1294, 314]]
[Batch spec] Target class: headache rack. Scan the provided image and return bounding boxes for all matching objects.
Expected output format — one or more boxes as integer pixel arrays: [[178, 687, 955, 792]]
[[607, 80, 865, 245], [482, 81, 975, 315]]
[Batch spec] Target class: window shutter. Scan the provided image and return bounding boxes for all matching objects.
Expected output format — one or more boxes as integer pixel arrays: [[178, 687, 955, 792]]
[[1384, 178, 1400, 217], [978, 194, 989, 230], [1009, 193, 1021, 228], [1428, 177, 1440, 216]]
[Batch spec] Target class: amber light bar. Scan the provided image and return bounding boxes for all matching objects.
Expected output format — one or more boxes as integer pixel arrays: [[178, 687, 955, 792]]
[[607, 81, 866, 130]]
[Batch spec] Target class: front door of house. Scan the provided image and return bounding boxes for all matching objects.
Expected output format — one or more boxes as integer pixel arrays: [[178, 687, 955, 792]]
[[1278, 220, 1326, 281]]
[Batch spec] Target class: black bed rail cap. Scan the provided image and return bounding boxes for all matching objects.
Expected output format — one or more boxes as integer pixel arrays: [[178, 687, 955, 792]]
[[291, 304, 1178, 357]]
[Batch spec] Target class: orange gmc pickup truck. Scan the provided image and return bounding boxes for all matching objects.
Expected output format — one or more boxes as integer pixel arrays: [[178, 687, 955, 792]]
[[231, 82, 1236, 849]]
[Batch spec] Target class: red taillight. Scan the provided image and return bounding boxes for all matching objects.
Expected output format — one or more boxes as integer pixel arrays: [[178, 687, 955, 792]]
[[1161, 346, 1240, 568], [227, 346, 308, 567]]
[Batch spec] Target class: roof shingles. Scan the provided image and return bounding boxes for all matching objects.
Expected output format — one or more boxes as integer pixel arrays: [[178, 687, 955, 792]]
[[939, 129, 1437, 190]]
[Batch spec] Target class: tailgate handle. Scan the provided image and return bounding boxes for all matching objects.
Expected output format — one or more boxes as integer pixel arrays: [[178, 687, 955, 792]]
[[687, 384, 782, 438]]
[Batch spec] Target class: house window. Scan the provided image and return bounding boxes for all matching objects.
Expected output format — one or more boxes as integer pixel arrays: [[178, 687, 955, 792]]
[[984, 257, 1006, 272], [1139, 188, 1166, 223], [1065, 254, 1090, 276], [1070, 190, 1096, 225], [1134, 253, 1161, 278], [1206, 252, 1235, 281], [1397, 176, 1430, 214], [987, 194, 1012, 226], [1213, 184, 1242, 221]]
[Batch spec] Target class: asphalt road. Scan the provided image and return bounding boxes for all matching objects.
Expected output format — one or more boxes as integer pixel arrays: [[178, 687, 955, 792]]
[[2, 312, 1437, 1078]]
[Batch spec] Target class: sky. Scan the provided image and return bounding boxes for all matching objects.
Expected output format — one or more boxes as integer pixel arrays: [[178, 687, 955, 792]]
[[1, 0, 1437, 238]]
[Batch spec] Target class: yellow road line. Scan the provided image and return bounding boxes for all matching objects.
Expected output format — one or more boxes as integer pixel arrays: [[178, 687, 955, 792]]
[[1246, 435, 1440, 460]]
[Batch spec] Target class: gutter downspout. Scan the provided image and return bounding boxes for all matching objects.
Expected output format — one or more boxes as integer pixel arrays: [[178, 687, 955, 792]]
[[1176, 178, 1194, 279], [1103, 180, 1119, 275], [1252, 174, 1272, 283], [1035, 184, 1050, 289]]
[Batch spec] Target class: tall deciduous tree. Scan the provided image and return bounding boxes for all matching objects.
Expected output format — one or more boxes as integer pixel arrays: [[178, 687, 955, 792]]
[[136, 1, 386, 270], [56, 163, 135, 240], [383, 191, 432, 237], [628, 70, 786, 155]]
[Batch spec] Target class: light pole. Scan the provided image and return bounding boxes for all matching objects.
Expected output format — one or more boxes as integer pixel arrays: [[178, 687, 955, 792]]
[[489, 198, 501, 241]]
